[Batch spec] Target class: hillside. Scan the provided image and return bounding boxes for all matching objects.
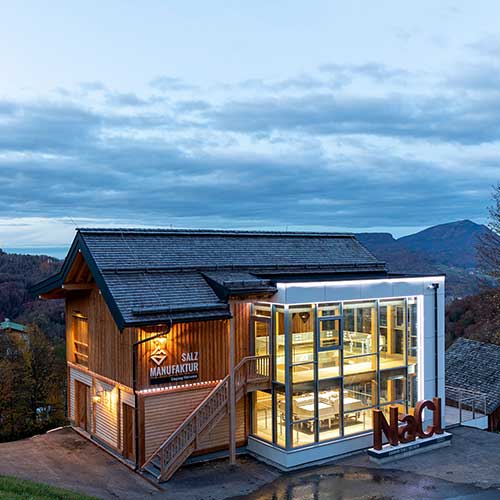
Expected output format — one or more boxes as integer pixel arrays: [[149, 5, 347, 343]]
[[0, 249, 64, 339], [398, 219, 487, 269], [356, 220, 491, 300]]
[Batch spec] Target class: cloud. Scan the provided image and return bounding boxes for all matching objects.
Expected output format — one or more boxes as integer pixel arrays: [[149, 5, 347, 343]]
[[0, 58, 498, 246], [149, 76, 195, 92], [206, 92, 500, 145]]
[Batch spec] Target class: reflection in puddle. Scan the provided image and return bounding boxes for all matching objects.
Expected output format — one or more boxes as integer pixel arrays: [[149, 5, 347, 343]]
[[231, 467, 499, 500]]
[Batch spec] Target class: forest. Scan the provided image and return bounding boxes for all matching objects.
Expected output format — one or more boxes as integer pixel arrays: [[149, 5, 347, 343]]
[[0, 250, 65, 441]]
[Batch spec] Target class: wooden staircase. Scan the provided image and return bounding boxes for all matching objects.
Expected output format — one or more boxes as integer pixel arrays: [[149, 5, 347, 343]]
[[141, 355, 270, 482]]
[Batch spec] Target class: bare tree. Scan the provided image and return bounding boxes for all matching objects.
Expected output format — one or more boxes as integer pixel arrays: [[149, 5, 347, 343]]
[[477, 183, 500, 283]]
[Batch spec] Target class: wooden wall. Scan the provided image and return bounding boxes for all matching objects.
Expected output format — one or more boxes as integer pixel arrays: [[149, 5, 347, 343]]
[[66, 289, 136, 388], [137, 301, 252, 390], [142, 387, 248, 459]]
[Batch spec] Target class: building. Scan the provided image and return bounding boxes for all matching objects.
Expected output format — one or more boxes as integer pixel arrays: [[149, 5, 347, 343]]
[[0, 318, 28, 343], [446, 337, 500, 431], [31, 228, 445, 481]]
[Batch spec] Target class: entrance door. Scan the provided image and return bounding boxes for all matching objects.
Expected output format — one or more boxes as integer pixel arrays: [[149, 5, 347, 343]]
[[122, 404, 135, 460], [75, 380, 90, 432]]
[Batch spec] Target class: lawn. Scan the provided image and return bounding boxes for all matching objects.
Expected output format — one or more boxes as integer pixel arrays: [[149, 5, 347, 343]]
[[0, 475, 98, 499]]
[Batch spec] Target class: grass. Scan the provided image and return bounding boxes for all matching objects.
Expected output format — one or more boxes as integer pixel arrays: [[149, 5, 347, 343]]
[[0, 475, 98, 499]]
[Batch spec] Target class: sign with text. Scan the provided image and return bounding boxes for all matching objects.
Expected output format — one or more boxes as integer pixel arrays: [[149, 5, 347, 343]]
[[372, 397, 443, 450], [149, 338, 199, 385]]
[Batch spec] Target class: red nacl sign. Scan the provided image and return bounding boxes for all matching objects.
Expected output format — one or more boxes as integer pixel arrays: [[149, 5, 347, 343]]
[[372, 397, 443, 450]]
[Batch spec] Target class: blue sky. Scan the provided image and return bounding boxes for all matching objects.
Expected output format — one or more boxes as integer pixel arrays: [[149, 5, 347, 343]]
[[0, 1, 499, 252]]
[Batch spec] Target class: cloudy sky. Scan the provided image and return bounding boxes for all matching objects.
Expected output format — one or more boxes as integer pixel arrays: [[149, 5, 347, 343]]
[[0, 1, 499, 253]]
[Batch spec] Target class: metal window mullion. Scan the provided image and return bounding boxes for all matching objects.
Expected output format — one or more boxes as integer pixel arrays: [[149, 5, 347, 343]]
[[313, 303, 319, 443], [376, 299, 380, 408], [404, 297, 409, 413], [271, 304, 277, 445], [339, 301, 345, 438], [284, 305, 292, 450]]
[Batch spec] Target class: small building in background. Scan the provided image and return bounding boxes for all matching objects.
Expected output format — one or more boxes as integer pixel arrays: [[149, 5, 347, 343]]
[[446, 337, 500, 431], [0, 318, 28, 343]]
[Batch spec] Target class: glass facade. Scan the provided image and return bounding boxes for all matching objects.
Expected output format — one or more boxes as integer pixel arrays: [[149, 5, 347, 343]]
[[251, 297, 420, 449]]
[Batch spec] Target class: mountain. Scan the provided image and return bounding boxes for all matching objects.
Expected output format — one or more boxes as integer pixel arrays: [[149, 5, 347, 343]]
[[397, 220, 487, 269], [356, 220, 492, 300]]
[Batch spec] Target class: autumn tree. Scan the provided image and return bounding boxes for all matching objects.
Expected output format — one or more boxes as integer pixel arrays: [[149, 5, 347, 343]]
[[478, 183, 500, 282]]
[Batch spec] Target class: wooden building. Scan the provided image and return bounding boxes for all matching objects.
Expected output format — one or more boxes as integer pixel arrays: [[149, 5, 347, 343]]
[[32, 228, 445, 481], [446, 337, 500, 431]]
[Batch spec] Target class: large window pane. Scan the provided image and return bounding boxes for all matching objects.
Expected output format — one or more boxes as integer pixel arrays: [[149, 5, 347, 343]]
[[291, 363, 315, 383], [344, 372, 377, 409], [343, 354, 377, 376], [275, 387, 286, 447], [318, 379, 341, 441], [291, 420, 315, 447], [290, 305, 315, 364], [254, 320, 270, 356], [252, 391, 272, 442], [319, 318, 341, 349], [254, 303, 271, 318], [292, 387, 316, 422], [343, 369, 377, 436], [380, 368, 406, 404], [343, 301, 377, 356], [275, 307, 285, 383], [291, 387, 316, 448], [407, 298, 418, 409], [379, 299, 406, 370], [344, 408, 372, 436], [318, 350, 340, 379]]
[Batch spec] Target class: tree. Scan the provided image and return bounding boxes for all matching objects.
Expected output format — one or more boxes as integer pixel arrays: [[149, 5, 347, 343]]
[[0, 332, 33, 441], [477, 183, 500, 283]]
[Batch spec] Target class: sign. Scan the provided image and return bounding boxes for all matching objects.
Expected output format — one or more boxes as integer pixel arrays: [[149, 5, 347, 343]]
[[149, 338, 199, 385], [372, 397, 443, 451]]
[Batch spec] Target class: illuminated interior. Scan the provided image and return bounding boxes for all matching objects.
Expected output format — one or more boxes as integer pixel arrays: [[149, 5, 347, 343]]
[[251, 297, 419, 449]]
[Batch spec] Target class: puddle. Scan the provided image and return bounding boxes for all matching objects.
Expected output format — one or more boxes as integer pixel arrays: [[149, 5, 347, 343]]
[[230, 467, 500, 500]]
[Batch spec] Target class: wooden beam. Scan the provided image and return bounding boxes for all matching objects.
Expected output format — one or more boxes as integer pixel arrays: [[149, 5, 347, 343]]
[[228, 301, 236, 465], [62, 283, 95, 291]]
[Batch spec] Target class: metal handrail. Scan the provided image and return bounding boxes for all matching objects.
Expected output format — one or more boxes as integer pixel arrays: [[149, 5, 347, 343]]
[[445, 385, 488, 422]]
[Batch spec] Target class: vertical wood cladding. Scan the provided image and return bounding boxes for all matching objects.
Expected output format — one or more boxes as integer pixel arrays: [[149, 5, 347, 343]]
[[66, 289, 135, 388], [137, 301, 252, 390], [142, 387, 247, 459]]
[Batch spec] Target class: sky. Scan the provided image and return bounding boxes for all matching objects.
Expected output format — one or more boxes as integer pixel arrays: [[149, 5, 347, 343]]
[[0, 1, 499, 255]]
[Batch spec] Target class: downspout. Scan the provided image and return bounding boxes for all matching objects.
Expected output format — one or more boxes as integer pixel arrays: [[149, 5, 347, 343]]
[[431, 283, 439, 398], [132, 323, 172, 471]]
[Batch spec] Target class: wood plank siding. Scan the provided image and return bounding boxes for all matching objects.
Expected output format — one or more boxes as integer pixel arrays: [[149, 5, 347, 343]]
[[66, 289, 135, 387], [137, 301, 252, 391], [142, 387, 248, 458]]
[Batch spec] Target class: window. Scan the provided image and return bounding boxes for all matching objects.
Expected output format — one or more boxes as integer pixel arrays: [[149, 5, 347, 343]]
[[290, 305, 315, 383], [73, 312, 89, 367], [343, 301, 377, 357], [275, 307, 286, 383], [253, 391, 272, 442], [379, 299, 406, 370], [250, 296, 420, 448]]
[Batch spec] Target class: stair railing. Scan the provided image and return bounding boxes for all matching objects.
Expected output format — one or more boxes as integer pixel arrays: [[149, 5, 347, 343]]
[[142, 354, 270, 481]]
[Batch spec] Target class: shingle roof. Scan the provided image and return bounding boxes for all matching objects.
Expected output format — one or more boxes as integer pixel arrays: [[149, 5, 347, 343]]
[[446, 337, 500, 414], [31, 228, 386, 329], [79, 228, 383, 271], [0, 319, 27, 332]]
